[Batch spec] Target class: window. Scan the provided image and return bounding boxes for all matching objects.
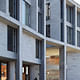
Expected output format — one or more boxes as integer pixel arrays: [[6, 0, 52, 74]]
[[77, 12, 80, 27], [0, 62, 8, 80], [67, 26, 73, 44], [22, 65, 30, 80], [46, 3, 50, 20], [61, 0, 63, 19], [46, 25, 50, 37], [9, 0, 19, 20], [36, 40, 42, 58], [77, 31, 80, 47], [38, 0, 42, 8], [8, 26, 17, 52], [38, 13, 43, 34], [22, 0, 31, 26], [61, 23, 64, 42], [66, 5, 73, 23]]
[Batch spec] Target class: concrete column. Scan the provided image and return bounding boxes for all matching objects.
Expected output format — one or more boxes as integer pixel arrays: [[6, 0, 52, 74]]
[[16, 0, 23, 79], [63, 0, 67, 43], [36, 0, 38, 32], [63, 0, 67, 79], [6, 0, 9, 15], [8, 62, 16, 80], [16, 26, 22, 80], [20, 0, 22, 23], [64, 46, 67, 80], [60, 46, 66, 80], [16, 1, 23, 78], [44, 0, 46, 37], [40, 40, 46, 80], [74, 6, 77, 46]]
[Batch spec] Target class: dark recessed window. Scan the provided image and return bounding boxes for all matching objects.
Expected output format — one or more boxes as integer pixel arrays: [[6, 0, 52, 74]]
[[8, 26, 17, 52], [9, 0, 19, 20], [67, 26, 73, 44], [66, 5, 73, 23], [36, 40, 42, 59], [61, 23, 64, 42], [46, 25, 50, 37], [38, 0, 42, 8], [77, 31, 80, 47], [61, 0, 63, 19], [77, 12, 80, 27], [38, 13, 43, 34], [46, 3, 50, 20]]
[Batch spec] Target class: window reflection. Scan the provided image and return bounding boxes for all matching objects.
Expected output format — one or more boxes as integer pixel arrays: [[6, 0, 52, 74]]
[[0, 63, 8, 80], [22, 65, 30, 80], [46, 56, 60, 80], [46, 47, 60, 80]]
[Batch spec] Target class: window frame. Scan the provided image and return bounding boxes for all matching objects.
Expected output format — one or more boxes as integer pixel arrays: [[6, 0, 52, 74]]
[[46, 3, 50, 20], [77, 12, 80, 27], [77, 31, 80, 47], [46, 24, 50, 37], [22, 0, 31, 27], [7, 25, 17, 52], [67, 26, 73, 44], [66, 5, 73, 23], [36, 40, 42, 59], [9, 0, 19, 20], [0, 62, 8, 80]]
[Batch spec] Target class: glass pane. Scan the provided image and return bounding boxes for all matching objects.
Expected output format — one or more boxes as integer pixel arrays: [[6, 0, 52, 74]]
[[22, 1, 31, 26], [1, 63, 7, 80], [46, 47, 60, 80], [26, 67, 28, 75]]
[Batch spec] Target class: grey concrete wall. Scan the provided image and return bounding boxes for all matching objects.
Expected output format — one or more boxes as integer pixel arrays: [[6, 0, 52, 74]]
[[21, 31, 37, 62], [46, 0, 61, 41], [0, 22, 16, 59], [67, 53, 80, 80], [8, 61, 16, 80], [0, 22, 7, 51], [0, 0, 7, 13], [31, 0, 38, 30]]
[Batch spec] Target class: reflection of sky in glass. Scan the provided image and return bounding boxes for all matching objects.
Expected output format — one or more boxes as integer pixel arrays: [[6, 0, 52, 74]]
[[1, 63, 7, 65], [74, 0, 80, 5]]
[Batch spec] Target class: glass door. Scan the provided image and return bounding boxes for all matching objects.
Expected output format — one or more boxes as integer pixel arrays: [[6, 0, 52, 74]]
[[0, 62, 8, 80], [23, 65, 30, 80]]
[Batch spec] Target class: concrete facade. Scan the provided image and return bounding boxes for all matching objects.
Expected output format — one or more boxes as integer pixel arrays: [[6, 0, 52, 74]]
[[46, 0, 80, 80], [0, 0, 80, 80]]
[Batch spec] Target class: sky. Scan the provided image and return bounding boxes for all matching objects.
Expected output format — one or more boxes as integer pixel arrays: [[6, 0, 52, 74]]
[[74, 0, 80, 4]]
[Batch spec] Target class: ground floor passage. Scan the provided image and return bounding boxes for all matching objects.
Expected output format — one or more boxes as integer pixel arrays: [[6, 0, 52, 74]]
[[0, 48, 80, 80], [46, 48, 60, 80], [0, 61, 40, 80], [46, 44, 80, 80]]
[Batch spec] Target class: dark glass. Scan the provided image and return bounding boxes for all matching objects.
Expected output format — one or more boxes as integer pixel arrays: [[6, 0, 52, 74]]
[[46, 25, 50, 37], [9, 0, 19, 20], [8, 26, 17, 52]]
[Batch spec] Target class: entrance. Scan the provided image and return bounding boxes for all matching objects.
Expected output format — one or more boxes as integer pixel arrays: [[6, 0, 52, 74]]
[[22, 64, 30, 80], [0, 62, 8, 80], [46, 44, 60, 80]]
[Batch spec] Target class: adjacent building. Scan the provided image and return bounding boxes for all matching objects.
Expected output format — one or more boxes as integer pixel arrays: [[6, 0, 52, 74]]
[[46, 0, 80, 80]]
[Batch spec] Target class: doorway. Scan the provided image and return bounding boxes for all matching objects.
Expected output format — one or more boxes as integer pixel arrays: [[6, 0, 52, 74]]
[[0, 62, 8, 80], [46, 44, 60, 80], [22, 64, 30, 80]]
